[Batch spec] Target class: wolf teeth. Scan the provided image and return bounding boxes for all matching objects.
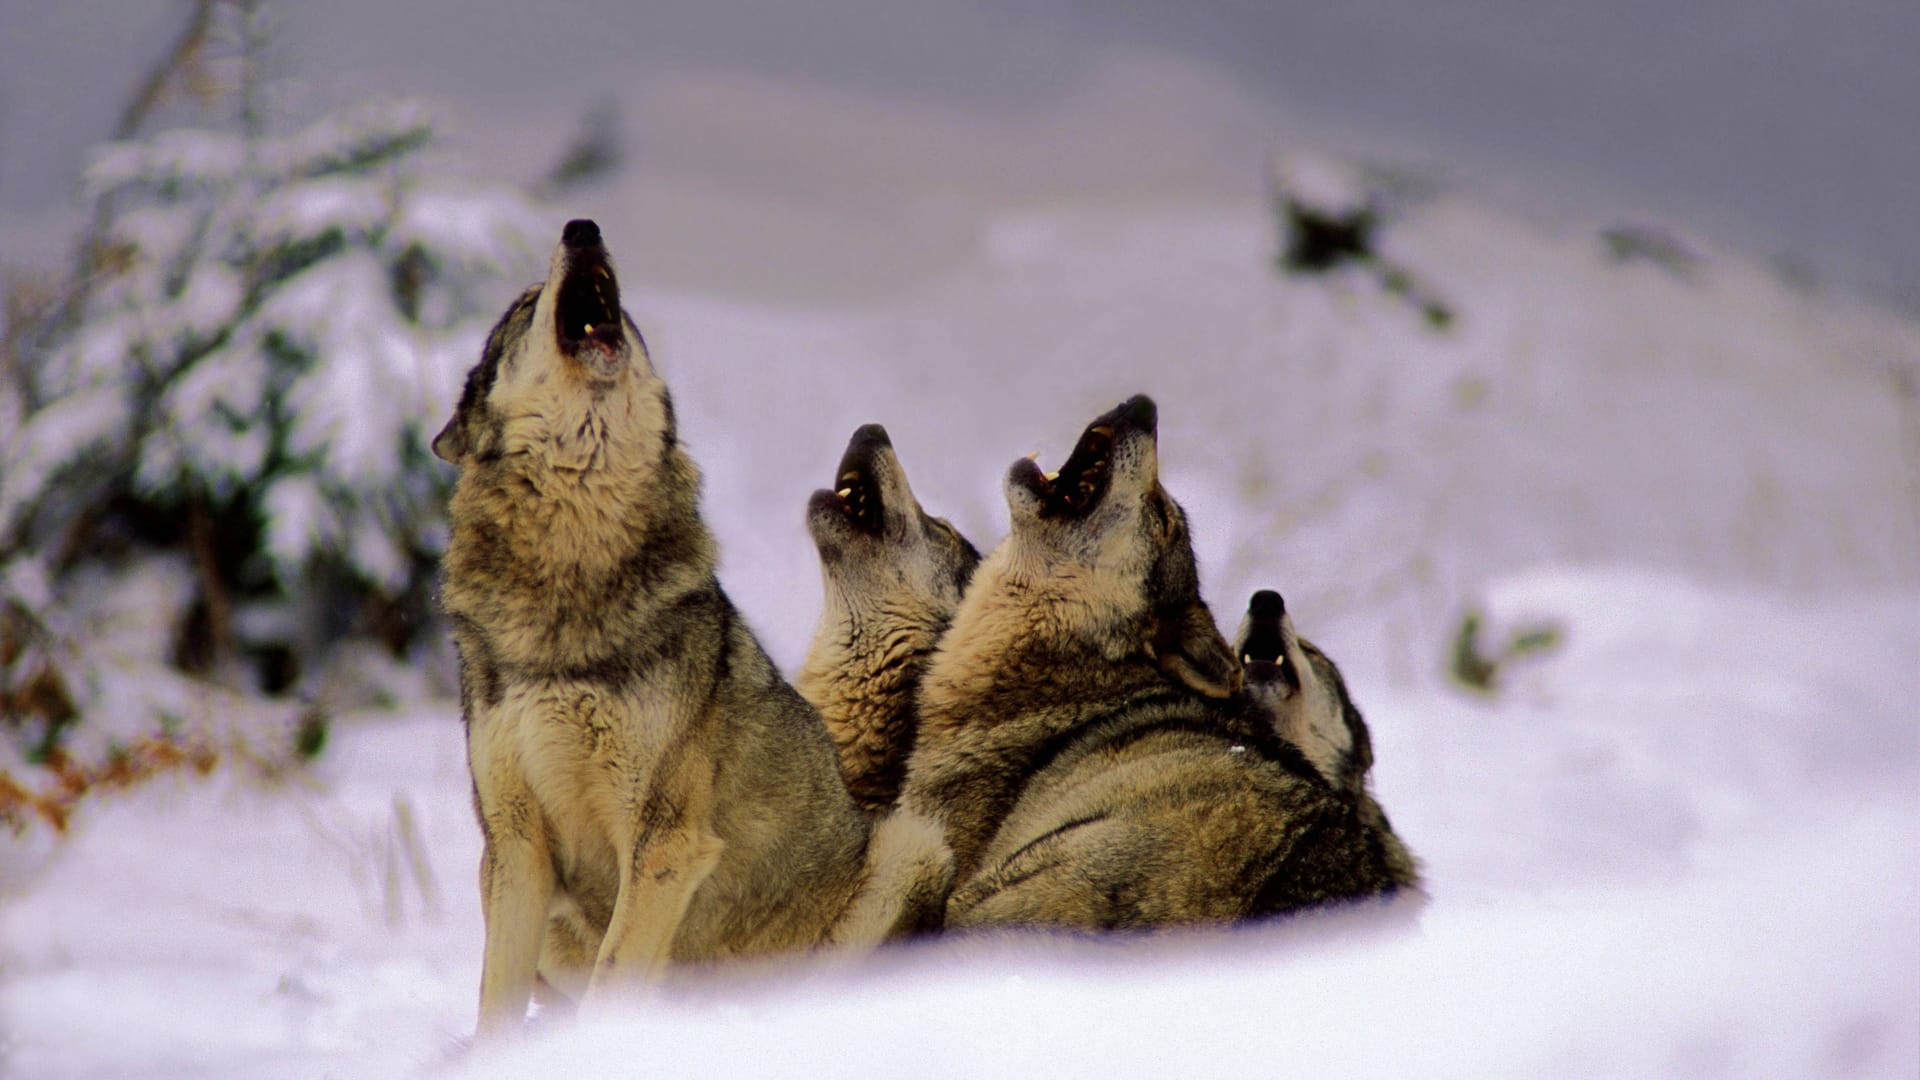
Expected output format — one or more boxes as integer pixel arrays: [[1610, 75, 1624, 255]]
[[1042, 471, 1060, 482], [1026, 451, 1041, 461], [836, 488, 852, 499], [1090, 425, 1113, 438], [583, 323, 594, 334]]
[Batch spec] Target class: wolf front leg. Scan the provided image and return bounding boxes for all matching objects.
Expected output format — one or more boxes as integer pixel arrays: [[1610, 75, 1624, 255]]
[[826, 808, 955, 949], [581, 757, 726, 1011], [474, 791, 556, 1040]]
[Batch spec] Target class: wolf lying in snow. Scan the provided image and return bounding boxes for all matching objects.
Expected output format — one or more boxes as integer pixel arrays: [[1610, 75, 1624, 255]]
[[898, 395, 1419, 931]]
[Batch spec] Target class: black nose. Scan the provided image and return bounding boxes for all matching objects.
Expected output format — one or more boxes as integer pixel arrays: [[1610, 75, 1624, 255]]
[[850, 423, 892, 451], [1120, 394, 1157, 435], [1249, 590, 1285, 620], [562, 219, 602, 249]]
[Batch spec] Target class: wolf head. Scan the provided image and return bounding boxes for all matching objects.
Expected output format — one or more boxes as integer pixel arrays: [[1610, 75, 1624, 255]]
[[962, 394, 1240, 700], [431, 219, 668, 473], [1233, 589, 1375, 798], [800, 424, 979, 812], [432, 220, 709, 673], [805, 423, 979, 623]]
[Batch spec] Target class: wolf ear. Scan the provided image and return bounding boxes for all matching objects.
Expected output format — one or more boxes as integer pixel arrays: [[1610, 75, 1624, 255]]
[[430, 415, 466, 464], [1151, 601, 1242, 699]]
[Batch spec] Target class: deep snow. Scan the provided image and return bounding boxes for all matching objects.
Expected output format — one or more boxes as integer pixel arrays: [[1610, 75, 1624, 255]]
[[4, 571, 1913, 1078]]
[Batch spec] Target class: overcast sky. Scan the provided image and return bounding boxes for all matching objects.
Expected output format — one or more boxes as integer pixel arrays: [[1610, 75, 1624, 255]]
[[1, 1, 1913, 305]]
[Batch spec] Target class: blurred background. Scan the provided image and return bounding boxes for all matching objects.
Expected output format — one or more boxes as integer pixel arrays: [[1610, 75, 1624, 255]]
[[0, 2, 1915, 1076], [6, 2, 1920, 302]]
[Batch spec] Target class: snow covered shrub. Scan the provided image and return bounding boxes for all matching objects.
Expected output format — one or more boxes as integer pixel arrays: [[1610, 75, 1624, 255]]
[[1271, 152, 1454, 329], [0, 89, 543, 805]]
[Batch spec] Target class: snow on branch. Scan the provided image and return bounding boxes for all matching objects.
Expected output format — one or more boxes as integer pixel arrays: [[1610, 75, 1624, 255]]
[[272, 99, 435, 180], [6, 87, 541, 784], [83, 128, 249, 200]]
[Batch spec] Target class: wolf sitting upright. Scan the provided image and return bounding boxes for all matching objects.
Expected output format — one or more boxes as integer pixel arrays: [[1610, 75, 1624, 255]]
[[1232, 589, 1420, 888], [798, 424, 980, 813], [900, 395, 1415, 931], [433, 221, 948, 1037]]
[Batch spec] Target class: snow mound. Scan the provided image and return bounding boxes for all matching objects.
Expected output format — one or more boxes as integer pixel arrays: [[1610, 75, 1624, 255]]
[[2, 571, 1913, 1079]]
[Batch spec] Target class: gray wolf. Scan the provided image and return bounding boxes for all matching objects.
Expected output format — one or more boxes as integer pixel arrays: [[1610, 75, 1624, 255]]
[[899, 395, 1416, 931], [798, 423, 980, 813], [433, 220, 948, 1037], [1233, 588, 1420, 886]]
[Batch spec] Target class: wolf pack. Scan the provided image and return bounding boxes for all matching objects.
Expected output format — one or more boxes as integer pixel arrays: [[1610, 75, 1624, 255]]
[[432, 220, 1421, 1038]]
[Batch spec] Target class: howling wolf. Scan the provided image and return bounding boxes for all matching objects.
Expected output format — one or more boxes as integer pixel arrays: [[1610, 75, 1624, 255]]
[[901, 395, 1416, 931], [434, 220, 948, 1036], [799, 423, 980, 813]]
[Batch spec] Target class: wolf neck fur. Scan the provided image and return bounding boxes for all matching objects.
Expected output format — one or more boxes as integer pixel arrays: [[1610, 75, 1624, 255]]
[[445, 380, 715, 673], [917, 554, 1155, 733], [800, 588, 951, 811]]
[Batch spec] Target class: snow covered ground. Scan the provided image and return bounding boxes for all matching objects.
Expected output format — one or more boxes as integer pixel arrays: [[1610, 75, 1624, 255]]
[[4, 171, 1918, 1076], [5, 571, 1913, 1078]]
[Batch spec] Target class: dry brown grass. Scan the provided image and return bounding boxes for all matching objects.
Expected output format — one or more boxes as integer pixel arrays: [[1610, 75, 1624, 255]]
[[1, 735, 220, 835]]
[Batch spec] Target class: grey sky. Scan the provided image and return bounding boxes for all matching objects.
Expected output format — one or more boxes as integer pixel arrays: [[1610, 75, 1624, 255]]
[[1, 1, 1913, 304]]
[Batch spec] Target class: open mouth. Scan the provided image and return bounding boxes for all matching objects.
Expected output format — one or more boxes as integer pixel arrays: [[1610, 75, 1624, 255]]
[[553, 220, 625, 366], [1236, 588, 1297, 687], [1011, 394, 1155, 519], [1240, 590, 1299, 690], [813, 424, 891, 536]]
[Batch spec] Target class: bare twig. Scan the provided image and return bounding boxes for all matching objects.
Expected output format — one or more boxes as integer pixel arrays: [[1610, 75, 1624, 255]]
[[113, 0, 220, 141], [392, 794, 443, 921], [48, 0, 220, 339], [185, 495, 233, 672]]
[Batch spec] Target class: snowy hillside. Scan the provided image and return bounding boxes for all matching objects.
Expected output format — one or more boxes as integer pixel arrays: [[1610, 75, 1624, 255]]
[[4, 171, 1917, 1077], [645, 184, 1920, 682]]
